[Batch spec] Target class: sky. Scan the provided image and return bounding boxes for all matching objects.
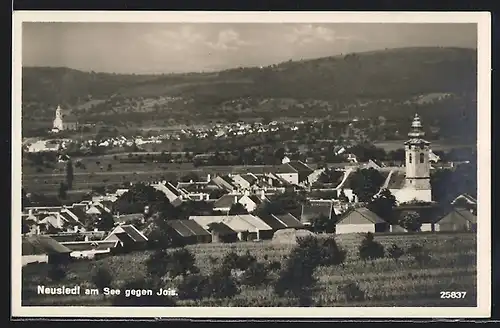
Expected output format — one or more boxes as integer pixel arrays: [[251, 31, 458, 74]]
[[22, 23, 477, 74]]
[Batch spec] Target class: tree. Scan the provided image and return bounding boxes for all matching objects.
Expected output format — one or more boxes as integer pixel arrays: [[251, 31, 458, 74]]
[[228, 203, 248, 215], [358, 232, 385, 261], [349, 168, 386, 202], [368, 189, 397, 223], [317, 168, 344, 184], [48, 264, 67, 282], [114, 183, 176, 217], [94, 211, 115, 232], [398, 211, 422, 232], [321, 237, 347, 266], [206, 267, 240, 299], [180, 172, 200, 182], [143, 213, 184, 249], [146, 248, 198, 280], [241, 262, 269, 287], [91, 265, 113, 291], [310, 214, 335, 233], [387, 244, 405, 261], [58, 182, 68, 200], [65, 159, 74, 189]]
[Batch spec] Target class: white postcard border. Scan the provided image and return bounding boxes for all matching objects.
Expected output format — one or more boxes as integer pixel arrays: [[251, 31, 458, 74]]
[[11, 11, 491, 318]]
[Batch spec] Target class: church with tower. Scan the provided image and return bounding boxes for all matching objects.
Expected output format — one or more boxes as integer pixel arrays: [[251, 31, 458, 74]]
[[51, 105, 78, 133], [387, 113, 433, 203]]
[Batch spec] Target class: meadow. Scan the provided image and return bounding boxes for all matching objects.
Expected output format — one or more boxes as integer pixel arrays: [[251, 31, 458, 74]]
[[22, 232, 477, 307]]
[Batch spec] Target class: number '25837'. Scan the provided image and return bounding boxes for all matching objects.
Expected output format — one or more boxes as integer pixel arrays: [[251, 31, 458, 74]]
[[440, 291, 467, 299]]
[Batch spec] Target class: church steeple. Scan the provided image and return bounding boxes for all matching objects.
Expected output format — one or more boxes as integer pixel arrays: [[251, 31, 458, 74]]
[[403, 113, 432, 201], [52, 104, 64, 131]]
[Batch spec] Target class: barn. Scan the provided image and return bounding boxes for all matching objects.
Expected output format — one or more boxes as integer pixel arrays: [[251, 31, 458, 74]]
[[435, 208, 477, 232], [335, 207, 389, 234], [22, 235, 72, 266]]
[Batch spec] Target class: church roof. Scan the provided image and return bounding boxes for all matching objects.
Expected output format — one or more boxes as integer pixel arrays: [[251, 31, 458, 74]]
[[387, 171, 406, 189]]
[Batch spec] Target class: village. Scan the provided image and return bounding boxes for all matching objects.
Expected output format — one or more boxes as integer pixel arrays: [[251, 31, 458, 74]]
[[21, 113, 477, 267]]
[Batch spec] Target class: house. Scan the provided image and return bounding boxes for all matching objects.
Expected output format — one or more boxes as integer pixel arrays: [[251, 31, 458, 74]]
[[206, 222, 238, 243], [274, 160, 314, 185], [151, 181, 183, 207], [238, 191, 269, 213], [213, 194, 242, 213], [335, 207, 389, 234], [435, 208, 477, 232], [22, 235, 72, 266], [272, 213, 304, 229], [189, 214, 273, 241], [104, 224, 148, 251], [231, 173, 258, 190], [209, 175, 238, 192], [61, 240, 120, 259], [300, 200, 335, 225], [166, 219, 212, 244], [451, 194, 477, 213]]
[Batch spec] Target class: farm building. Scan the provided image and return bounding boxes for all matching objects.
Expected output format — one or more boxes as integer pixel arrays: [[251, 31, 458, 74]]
[[435, 208, 477, 232], [451, 194, 477, 214], [300, 199, 335, 225], [336, 207, 389, 234], [61, 240, 120, 259], [206, 222, 238, 243], [189, 214, 273, 241], [22, 235, 72, 266], [104, 224, 148, 251], [238, 191, 269, 212], [166, 219, 212, 244], [257, 212, 304, 233]]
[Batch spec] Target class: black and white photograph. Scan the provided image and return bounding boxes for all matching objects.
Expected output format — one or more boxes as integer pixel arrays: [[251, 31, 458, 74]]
[[12, 11, 491, 318]]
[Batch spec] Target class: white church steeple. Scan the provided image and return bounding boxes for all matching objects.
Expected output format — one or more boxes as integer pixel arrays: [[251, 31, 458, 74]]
[[52, 105, 64, 131], [403, 113, 432, 201]]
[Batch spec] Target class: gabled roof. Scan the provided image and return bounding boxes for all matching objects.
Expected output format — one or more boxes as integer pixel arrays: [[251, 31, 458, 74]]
[[120, 225, 148, 242], [214, 194, 240, 209], [237, 214, 273, 231], [451, 193, 477, 205], [240, 173, 258, 185], [211, 176, 236, 190], [181, 219, 211, 236], [287, 161, 314, 174], [59, 211, 83, 226], [113, 232, 136, 245], [437, 208, 477, 224], [167, 220, 196, 237], [68, 206, 91, 222], [247, 195, 267, 205], [257, 215, 287, 230], [338, 207, 386, 225], [207, 222, 236, 235], [386, 170, 406, 189], [61, 240, 119, 251], [22, 235, 72, 255], [273, 213, 304, 229]]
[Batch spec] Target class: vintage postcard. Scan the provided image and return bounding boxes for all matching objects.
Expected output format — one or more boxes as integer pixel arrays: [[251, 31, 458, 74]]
[[12, 11, 491, 318]]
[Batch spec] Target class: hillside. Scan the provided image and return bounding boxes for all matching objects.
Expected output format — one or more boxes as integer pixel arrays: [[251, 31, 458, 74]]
[[22, 47, 477, 129]]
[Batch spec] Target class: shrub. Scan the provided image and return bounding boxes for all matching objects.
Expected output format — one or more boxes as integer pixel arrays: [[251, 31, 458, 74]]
[[91, 265, 113, 291], [241, 262, 269, 287], [321, 237, 347, 266], [221, 252, 240, 271], [176, 274, 209, 300], [387, 244, 405, 261], [48, 264, 67, 282], [236, 251, 257, 270], [267, 260, 282, 271], [146, 248, 198, 279], [206, 267, 240, 299], [358, 232, 385, 261], [338, 281, 366, 302], [274, 247, 317, 298], [407, 243, 432, 266]]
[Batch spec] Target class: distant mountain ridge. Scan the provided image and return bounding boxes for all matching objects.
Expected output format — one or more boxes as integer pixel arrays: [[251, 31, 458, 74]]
[[22, 47, 477, 125]]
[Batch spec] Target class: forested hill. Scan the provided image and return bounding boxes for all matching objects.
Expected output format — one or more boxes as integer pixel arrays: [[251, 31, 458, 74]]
[[22, 47, 477, 126]]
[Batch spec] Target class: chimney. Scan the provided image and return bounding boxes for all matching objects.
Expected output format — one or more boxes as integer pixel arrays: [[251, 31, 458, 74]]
[[36, 224, 40, 235], [268, 177, 273, 186], [206, 174, 211, 182], [234, 195, 238, 203], [56, 212, 62, 229], [260, 189, 266, 200], [28, 209, 33, 216]]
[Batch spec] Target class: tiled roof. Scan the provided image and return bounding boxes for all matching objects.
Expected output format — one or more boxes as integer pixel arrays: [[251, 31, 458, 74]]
[[167, 220, 195, 237], [241, 174, 258, 185], [386, 171, 406, 189], [206, 222, 236, 235], [113, 232, 136, 245], [22, 235, 72, 255], [273, 213, 304, 228], [59, 211, 81, 225], [248, 195, 265, 205], [338, 207, 386, 225], [257, 215, 287, 230], [181, 219, 211, 236], [438, 208, 477, 224], [214, 194, 240, 209], [287, 161, 314, 174], [120, 225, 148, 242], [61, 240, 119, 251], [237, 215, 273, 231]]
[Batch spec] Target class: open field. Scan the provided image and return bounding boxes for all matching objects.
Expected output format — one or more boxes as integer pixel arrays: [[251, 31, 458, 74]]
[[22, 232, 477, 307]]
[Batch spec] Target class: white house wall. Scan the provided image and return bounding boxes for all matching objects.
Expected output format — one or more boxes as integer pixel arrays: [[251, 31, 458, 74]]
[[390, 188, 432, 203], [22, 255, 48, 266], [336, 224, 375, 234], [276, 173, 299, 185]]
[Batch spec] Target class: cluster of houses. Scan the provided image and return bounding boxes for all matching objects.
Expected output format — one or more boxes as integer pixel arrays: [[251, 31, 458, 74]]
[[21, 115, 478, 267]]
